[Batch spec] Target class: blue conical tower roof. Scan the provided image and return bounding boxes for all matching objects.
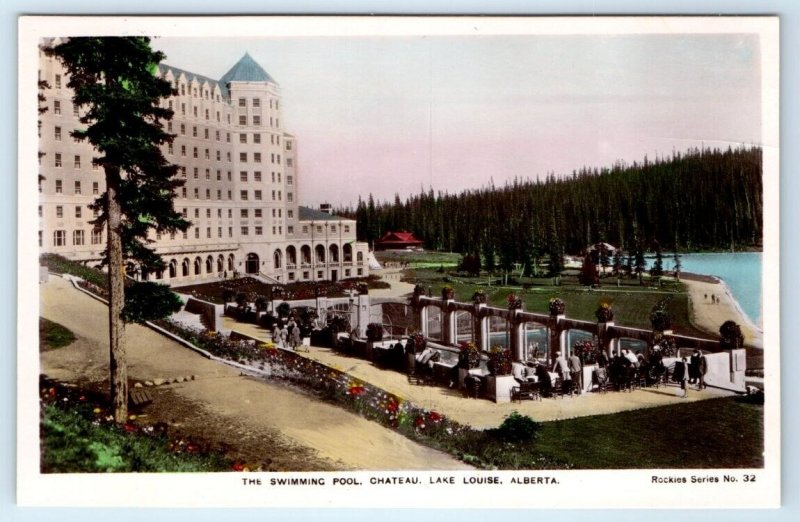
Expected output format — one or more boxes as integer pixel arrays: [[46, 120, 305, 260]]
[[219, 52, 276, 84]]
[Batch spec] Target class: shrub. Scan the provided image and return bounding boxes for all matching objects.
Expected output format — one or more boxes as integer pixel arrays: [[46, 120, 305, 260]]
[[492, 411, 541, 443], [121, 282, 183, 324]]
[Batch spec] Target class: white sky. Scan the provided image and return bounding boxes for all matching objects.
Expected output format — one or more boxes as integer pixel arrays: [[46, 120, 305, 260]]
[[153, 34, 761, 207]]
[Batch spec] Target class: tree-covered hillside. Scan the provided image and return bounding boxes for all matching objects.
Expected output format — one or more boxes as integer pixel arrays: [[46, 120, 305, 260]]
[[342, 146, 762, 269]]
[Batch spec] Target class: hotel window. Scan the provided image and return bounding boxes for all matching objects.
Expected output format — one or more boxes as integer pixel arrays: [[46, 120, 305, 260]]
[[167, 122, 173, 132], [357, 268, 363, 276], [238, 97, 246, 107], [277, 154, 281, 165], [55, 179, 62, 193], [272, 226, 276, 235], [287, 193, 293, 203], [193, 167, 199, 179], [181, 166, 187, 177], [278, 209, 282, 217], [279, 226, 282, 235], [194, 208, 200, 218], [226, 133, 230, 143], [277, 173, 281, 182], [217, 209, 222, 218], [277, 135, 281, 145], [181, 103, 185, 115], [195, 228, 200, 239], [227, 226, 232, 237], [271, 172, 275, 182], [278, 191, 282, 201], [204, 149, 210, 160], [54, 153, 62, 168], [240, 190, 248, 200], [270, 135, 274, 145], [205, 109, 209, 120], [75, 205, 82, 217], [194, 188, 199, 199], [180, 124, 186, 135], [192, 126, 198, 137], [241, 209, 249, 218], [241, 226, 249, 236], [55, 74, 61, 88], [193, 107, 198, 117], [227, 152, 231, 161], [287, 158, 293, 167], [181, 145, 186, 156], [73, 230, 84, 246], [254, 153, 261, 163], [330, 225, 336, 233], [239, 115, 247, 126], [216, 130, 220, 141], [287, 226, 294, 234], [271, 153, 274, 164], [182, 208, 187, 217], [183, 230, 188, 239], [316, 226, 322, 233], [287, 175, 293, 185], [227, 115, 231, 124], [253, 115, 261, 126], [38, 205, 42, 218], [287, 210, 293, 218], [168, 100, 173, 109], [206, 208, 211, 218], [205, 168, 210, 180], [302, 226, 309, 233], [216, 151, 221, 161], [170, 232, 176, 240], [54, 100, 61, 114], [254, 190, 262, 200], [181, 187, 187, 198], [206, 227, 211, 238], [344, 225, 350, 233], [255, 226, 262, 235], [228, 190, 232, 199], [216, 170, 221, 181], [239, 133, 247, 144], [92, 161, 99, 171], [93, 182, 99, 195], [56, 206, 63, 218], [240, 171, 248, 182], [270, 117, 273, 127], [204, 128, 209, 139], [91, 230, 102, 245], [53, 230, 66, 246], [168, 143, 174, 155], [54, 126, 62, 141], [180, 84, 185, 95], [276, 119, 279, 127], [253, 133, 261, 144], [240, 152, 247, 162], [73, 104, 80, 117], [74, 155, 81, 168], [271, 190, 275, 200], [252, 98, 260, 107], [205, 189, 210, 199], [217, 190, 221, 200], [272, 209, 276, 218], [218, 227, 222, 238], [254, 209, 262, 218], [74, 181, 81, 194], [216, 111, 220, 122], [228, 209, 233, 218], [286, 140, 292, 151], [193, 147, 198, 158], [254, 171, 261, 182]]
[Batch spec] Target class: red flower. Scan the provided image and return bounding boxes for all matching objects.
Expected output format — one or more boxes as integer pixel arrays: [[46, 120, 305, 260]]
[[386, 400, 399, 413], [414, 415, 426, 428], [348, 385, 366, 396], [122, 423, 137, 433], [428, 411, 442, 423], [232, 461, 245, 471]]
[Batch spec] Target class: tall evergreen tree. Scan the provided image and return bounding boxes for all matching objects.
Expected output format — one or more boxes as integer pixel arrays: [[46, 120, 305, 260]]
[[47, 37, 189, 423], [651, 242, 664, 278]]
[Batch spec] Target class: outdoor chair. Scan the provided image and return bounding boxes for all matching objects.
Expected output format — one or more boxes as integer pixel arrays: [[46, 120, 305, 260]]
[[511, 381, 541, 402], [593, 368, 612, 393]]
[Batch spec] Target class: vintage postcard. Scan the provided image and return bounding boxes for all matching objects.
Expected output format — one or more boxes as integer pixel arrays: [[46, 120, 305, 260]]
[[18, 16, 780, 508]]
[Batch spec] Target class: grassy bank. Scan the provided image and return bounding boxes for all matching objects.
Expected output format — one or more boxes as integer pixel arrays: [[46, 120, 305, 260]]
[[39, 317, 76, 351]]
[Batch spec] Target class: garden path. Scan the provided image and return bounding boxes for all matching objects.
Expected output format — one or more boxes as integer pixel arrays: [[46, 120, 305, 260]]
[[39, 275, 471, 471]]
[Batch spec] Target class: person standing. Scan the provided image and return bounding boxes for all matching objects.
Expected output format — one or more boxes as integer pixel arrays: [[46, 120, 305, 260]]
[[552, 351, 571, 394], [698, 351, 708, 389], [674, 357, 689, 398], [272, 323, 281, 346], [689, 350, 701, 385], [568, 351, 583, 394], [279, 324, 289, 348]]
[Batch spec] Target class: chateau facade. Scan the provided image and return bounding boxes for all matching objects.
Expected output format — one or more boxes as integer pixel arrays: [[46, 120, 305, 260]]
[[38, 43, 370, 285]]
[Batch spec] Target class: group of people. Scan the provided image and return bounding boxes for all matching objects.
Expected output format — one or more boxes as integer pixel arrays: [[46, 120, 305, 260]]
[[271, 319, 303, 350], [705, 293, 719, 304], [672, 350, 708, 398]]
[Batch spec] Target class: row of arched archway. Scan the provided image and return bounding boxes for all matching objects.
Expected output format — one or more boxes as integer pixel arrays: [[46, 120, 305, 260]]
[[248, 244, 364, 274], [144, 253, 237, 280]]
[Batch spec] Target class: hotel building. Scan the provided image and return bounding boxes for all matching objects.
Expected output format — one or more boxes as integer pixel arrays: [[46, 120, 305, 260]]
[[38, 43, 370, 285]]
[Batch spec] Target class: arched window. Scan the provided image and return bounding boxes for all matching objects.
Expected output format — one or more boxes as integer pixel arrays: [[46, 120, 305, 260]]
[[273, 249, 283, 269], [217, 255, 224, 273], [246, 253, 259, 274], [228, 254, 235, 272], [206, 256, 214, 273], [168, 259, 177, 278], [194, 257, 202, 275], [182, 258, 190, 277]]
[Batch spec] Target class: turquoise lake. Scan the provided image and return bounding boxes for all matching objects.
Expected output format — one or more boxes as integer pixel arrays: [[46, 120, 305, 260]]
[[650, 252, 762, 327]]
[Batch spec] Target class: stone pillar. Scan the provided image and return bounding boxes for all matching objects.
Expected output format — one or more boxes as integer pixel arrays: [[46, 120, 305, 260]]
[[598, 321, 614, 356], [548, 315, 565, 365], [443, 302, 457, 345], [419, 304, 429, 337], [474, 305, 489, 351], [510, 313, 525, 362], [355, 294, 370, 339]]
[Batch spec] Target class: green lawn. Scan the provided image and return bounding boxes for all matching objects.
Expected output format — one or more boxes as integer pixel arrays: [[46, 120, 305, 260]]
[[440, 396, 763, 470], [39, 317, 76, 351]]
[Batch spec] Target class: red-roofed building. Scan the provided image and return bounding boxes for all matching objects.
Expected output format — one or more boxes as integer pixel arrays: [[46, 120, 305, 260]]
[[374, 231, 425, 251]]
